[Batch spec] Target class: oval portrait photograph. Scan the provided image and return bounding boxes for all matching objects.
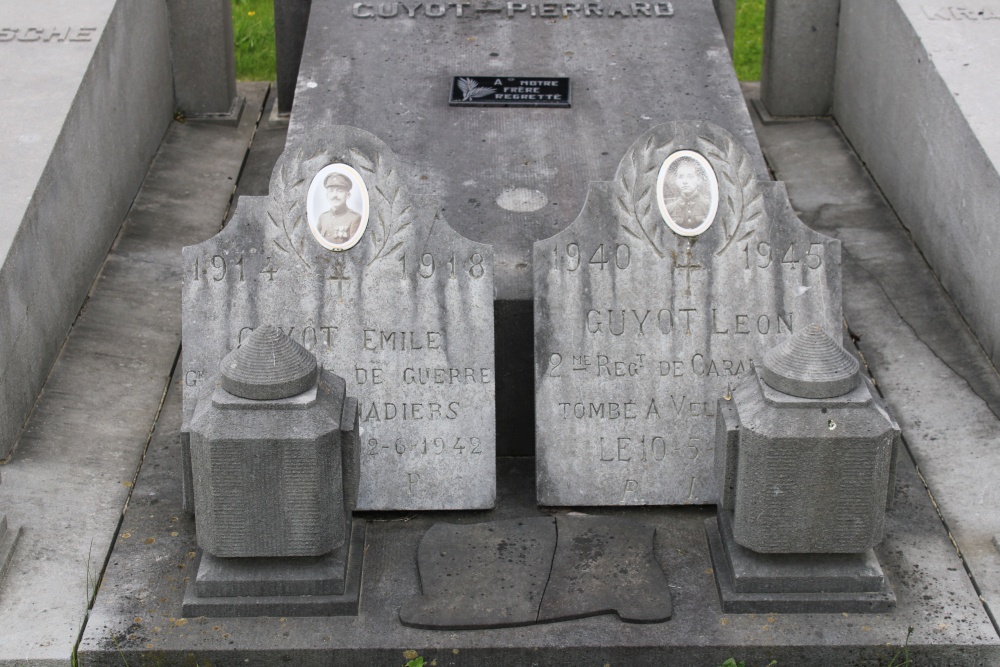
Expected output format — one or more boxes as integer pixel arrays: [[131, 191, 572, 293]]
[[656, 150, 719, 237], [306, 163, 370, 251]]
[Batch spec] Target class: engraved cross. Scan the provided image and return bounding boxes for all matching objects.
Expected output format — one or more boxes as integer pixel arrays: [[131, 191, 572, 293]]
[[674, 247, 702, 293], [329, 260, 351, 303]]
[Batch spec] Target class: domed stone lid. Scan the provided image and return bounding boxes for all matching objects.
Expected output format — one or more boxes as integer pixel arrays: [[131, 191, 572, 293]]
[[220, 325, 318, 400], [760, 324, 860, 399]]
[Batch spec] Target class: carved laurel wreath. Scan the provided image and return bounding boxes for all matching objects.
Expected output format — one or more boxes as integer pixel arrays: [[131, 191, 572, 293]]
[[615, 132, 763, 258], [265, 145, 413, 269]]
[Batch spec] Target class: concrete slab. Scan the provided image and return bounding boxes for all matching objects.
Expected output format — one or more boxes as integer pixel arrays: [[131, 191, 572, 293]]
[[0, 85, 267, 666], [759, 0, 840, 116], [165, 0, 240, 118], [0, 0, 175, 458], [747, 88, 1000, 630], [834, 0, 1000, 369], [78, 379, 999, 664]]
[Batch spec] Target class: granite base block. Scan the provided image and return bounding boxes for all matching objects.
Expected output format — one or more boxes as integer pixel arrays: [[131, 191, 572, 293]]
[[182, 519, 365, 617], [717, 510, 886, 594], [706, 516, 896, 613], [194, 518, 356, 598]]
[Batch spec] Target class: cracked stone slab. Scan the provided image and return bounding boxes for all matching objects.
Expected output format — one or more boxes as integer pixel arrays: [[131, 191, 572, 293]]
[[400, 514, 671, 629], [538, 515, 672, 623], [400, 517, 557, 629]]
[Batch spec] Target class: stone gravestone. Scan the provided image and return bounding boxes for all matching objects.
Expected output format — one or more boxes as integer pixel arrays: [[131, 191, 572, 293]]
[[290, 0, 767, 454], [182, 126, 496, 510], [534, 121, 841, 506]]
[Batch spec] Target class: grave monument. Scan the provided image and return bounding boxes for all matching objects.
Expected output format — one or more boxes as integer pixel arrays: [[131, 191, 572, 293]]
[[707, 324, 900, 612], [182, 126, 496, 511], [534, 121, 841, 506], [289, 0, 767, 454], [183, 326, 363, 616]]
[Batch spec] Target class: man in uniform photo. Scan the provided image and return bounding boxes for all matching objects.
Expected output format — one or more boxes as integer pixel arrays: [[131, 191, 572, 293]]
[[317, 172, 362, 244], [664, 157, 711, 230]]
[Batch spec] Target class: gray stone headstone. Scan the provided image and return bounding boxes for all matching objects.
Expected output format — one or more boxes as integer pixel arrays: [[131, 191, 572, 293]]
[[182, 126, 496, 510], [534, 121, 841, 506]]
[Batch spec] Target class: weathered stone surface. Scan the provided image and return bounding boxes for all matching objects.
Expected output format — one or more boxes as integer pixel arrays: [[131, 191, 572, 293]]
[[400, 517, 557, 629], [760, 322, 859, 398], [760, 0, 840, 116], [182, 126, 496, 510], [706, 513, 896, 613], [165, 0, 240, 118], [193, 542, 351, 598], [715, 510, 885, 594], [835, 0, 1000, 371], [181, 520, 366, 618], [291, 0, 765, 301], [718, 365, 899, 554], [534, 121, 841, 505], [538, 515, 672, 623], [0, 514, 20, 586], [0, 0, 174, 459], [220, 324, 318, 399], [189, 366, 352, 558], [400, 514, 671, 629]]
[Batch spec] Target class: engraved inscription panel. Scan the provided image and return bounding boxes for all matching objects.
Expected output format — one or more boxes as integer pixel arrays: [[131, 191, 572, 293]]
[[351, 1, 675, 19], [534, 121, 842, 506], [183, 126, 495, 511], [0, 27, 97, 42]]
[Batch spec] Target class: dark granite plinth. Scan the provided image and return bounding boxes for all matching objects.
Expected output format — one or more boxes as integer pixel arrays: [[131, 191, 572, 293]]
[[706, 512, 895, 613], [181, 519, 365, 617]]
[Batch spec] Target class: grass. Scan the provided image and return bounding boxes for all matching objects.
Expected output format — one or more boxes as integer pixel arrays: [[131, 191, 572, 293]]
[[232, 0, 276, 81], [230, 0, 766, 82], [734, 0, 766, 81]]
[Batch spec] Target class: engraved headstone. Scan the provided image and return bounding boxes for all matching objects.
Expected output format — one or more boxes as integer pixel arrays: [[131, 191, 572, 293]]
[[182, 126, 496, 511], [534, 121, 841, 506], [291, 0, 767, 454]]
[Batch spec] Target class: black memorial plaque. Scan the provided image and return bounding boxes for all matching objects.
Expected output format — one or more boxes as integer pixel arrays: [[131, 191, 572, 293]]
[[449, 76, 571, 108]]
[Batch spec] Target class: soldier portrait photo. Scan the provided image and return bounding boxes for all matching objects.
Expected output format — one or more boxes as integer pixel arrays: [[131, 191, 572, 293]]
[[656, 150, 719, 237], [306, 164, 370, 251]]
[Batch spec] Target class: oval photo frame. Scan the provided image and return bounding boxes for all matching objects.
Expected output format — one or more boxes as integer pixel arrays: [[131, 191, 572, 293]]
[[656, 150, 719, 237], [306, 164, 370, 251]]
